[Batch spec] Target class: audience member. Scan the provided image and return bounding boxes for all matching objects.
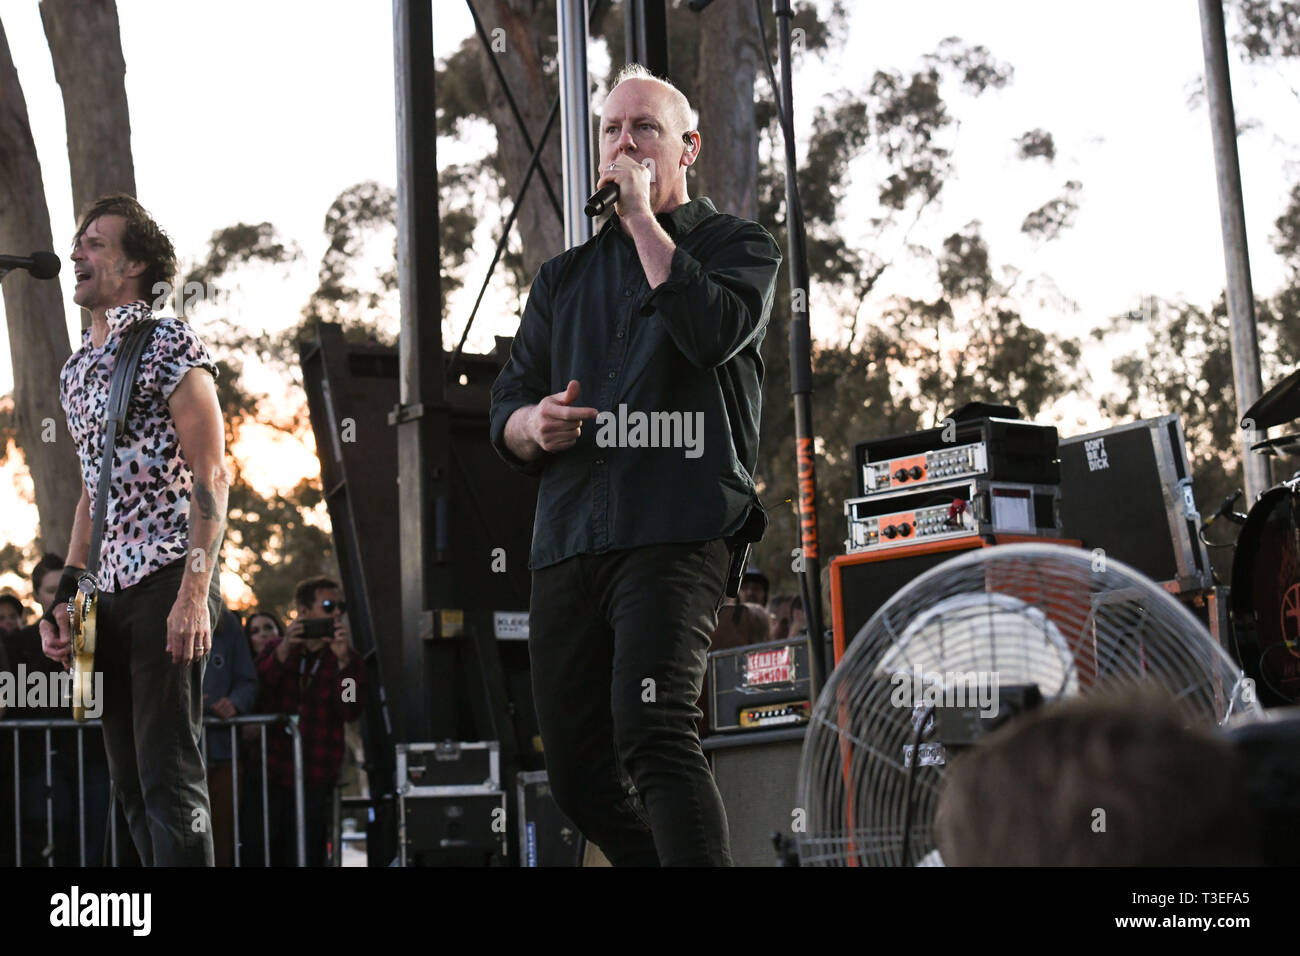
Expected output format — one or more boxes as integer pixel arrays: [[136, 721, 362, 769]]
[[768, 592, 805, 642], [201, 606, 257, 866], [933, 691, 1260, 866], [1, 554, 111, 865], [0, 593, 25, 635], [239, 609, 284, 866], [0, 631, 9, 719], [245, 611, 283, 661], [0, 631, 10, 862], [787, 594, 805, 637], [258, 577, 364, 866], [30, 553, 64, 617], [738, 566, 769, 608]]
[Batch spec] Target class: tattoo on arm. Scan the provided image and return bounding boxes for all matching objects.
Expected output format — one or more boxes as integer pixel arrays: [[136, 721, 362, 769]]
[[193, 479, 218, 521], [187, 476, 229, 572]]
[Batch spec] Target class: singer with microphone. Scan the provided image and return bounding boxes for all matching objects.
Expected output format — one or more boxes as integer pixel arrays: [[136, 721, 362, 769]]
[[490, 64, 781, 866]]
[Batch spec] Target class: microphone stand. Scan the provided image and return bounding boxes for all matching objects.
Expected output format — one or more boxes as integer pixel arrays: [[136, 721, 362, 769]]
[[773, 0, 828, 698]]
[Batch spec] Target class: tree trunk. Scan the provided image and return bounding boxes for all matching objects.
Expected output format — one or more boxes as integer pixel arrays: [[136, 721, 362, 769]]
[[39, 0, 136, 219], [0, 19, 82, 554], [472, 0, 566, 277], [693, 0, 761, 220]]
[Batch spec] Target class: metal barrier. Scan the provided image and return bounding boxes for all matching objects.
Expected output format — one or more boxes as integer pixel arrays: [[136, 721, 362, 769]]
[[3, 714, 306, 866], [198, 714, 307, 867]]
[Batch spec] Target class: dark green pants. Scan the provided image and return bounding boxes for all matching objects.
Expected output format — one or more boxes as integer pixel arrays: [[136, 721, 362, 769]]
[[97, 559, 220, 866]]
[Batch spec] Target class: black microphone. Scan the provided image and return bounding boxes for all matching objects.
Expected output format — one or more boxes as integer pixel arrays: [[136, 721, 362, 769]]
[[585, 182, 619, 218], [587, 141, 692, 218], [1204, 489, 1243, 527], [0, 252, 61, 279]]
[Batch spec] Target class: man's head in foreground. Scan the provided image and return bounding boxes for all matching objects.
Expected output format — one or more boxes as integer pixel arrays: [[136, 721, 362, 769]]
[[934, 691, 1259, 866]]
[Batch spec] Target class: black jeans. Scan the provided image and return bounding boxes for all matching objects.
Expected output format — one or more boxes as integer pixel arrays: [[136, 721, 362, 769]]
[[96, 559, 220, 866], [529, 539, 732, 866]]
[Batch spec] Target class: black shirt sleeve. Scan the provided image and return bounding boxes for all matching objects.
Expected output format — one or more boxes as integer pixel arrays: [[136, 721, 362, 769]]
[[641, 222, 783, 369], [489, 261, 556, 477]]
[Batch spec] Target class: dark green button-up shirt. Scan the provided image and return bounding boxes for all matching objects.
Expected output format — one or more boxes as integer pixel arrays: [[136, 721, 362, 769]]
[[489, 196, 783, 570]]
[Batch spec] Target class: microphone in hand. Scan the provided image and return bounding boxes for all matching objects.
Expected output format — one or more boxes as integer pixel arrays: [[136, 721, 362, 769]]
[[585, 182, 619, 218], [585, 157, 653, 217]]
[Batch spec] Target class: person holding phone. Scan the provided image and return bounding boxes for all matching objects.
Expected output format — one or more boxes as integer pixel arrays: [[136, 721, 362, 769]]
[[257, 577, 364, 865]]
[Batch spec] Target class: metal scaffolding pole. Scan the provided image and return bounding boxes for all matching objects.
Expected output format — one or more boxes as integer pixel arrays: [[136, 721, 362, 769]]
[[1198, 0, 1271, 501], [558, 0, 594, 248], [773, 0, 828, 699], [624, 0, 669, 75], [392, 0, 450, 741]]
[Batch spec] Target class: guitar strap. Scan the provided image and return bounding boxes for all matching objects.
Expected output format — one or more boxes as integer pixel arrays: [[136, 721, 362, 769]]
[[81, 318, 159, 593]]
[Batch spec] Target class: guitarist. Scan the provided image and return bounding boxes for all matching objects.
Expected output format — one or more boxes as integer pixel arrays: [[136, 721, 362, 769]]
[[40, 194, 227, 867]]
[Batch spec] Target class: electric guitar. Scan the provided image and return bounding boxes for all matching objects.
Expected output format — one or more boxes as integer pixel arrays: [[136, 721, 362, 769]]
[[68, 585, 99, 722]]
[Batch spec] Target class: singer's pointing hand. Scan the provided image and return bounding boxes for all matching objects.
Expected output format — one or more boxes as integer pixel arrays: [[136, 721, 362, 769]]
[[597, 157, 654, 220], [529, 380, 598, 453]]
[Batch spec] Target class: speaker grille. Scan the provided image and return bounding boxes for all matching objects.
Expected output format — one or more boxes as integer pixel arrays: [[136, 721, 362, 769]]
[[710, 730, 805, 866], [837, 546, 980, 649]]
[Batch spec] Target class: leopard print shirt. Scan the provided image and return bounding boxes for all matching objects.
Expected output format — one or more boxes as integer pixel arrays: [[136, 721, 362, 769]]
[[59, 300, 219, 592]]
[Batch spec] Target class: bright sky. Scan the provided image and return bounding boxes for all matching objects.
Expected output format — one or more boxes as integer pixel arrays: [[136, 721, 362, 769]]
[[0, 0, 1297, 596]]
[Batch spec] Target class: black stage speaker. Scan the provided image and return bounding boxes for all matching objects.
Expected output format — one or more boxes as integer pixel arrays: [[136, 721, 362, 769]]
[[516, 771, 583, 866], [705, 727, 804, 866], [302, 325, 544, 864], [399, 791, 508, 866], [1057, 415, 1210, 590], [300, 327, 539, 725]]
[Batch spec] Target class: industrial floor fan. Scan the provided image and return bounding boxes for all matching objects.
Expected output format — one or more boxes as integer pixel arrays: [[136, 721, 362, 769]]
[[796, 543, 1258, 866]]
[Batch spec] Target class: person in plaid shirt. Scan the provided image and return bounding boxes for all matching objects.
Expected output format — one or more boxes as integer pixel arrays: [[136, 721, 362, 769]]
[[257, 576, 364, 865]]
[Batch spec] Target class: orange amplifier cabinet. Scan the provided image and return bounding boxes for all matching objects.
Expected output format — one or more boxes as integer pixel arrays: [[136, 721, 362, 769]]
[[829, 534, 1085, 665]]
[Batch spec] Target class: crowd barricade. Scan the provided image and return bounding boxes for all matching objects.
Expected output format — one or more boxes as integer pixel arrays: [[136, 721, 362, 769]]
[[3, 714, 306, 866]]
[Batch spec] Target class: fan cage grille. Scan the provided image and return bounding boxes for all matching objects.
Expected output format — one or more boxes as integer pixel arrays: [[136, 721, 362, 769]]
[[796, 544, 1255, 867]]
